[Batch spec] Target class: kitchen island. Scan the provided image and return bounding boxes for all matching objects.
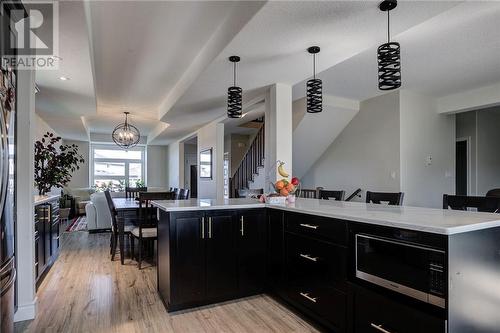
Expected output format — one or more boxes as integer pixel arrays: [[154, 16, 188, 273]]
[[153, 198, 500, 333]]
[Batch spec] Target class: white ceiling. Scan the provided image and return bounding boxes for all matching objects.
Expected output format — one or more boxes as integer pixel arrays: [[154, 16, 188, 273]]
[[35, 1, 500, 144], [293, 1, 500, 102]]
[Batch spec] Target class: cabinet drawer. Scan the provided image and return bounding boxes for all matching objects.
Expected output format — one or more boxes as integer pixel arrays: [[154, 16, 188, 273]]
[[354, 286, 445, 333], [286, 233, 347, 292], [285, 212, 347, 245], [285, 285, 346, 332]]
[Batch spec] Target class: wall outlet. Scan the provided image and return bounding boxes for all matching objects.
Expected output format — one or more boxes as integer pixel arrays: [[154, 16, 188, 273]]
[[425, 155, 432, 166]]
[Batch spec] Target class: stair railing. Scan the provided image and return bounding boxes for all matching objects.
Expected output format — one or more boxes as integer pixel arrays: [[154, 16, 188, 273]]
[[229, 124, 265, 198]]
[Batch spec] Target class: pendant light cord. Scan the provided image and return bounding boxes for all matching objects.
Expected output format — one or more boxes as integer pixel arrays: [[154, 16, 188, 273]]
[[313, 53, 316, 80], [387, 10, 390, 43], [233, 62, 236, 87]]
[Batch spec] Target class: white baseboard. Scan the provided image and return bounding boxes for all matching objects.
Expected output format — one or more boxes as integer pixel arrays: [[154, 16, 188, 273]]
[[14, 298, 37, 322]]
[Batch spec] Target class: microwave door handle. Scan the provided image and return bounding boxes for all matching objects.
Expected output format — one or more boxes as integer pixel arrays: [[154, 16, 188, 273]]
[[370, 323, 393, 333]]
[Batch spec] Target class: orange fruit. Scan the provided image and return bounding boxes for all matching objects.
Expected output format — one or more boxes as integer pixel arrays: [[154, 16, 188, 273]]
[[280, 188, 289, 196], [286, 183, 295, 192], [275, 181, 285, 190]]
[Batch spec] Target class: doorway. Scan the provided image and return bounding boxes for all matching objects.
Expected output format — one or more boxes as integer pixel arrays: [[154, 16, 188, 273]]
[[182, 136, 198, 198], [190, 165, 198, 198], [456, 139, 469, 195]]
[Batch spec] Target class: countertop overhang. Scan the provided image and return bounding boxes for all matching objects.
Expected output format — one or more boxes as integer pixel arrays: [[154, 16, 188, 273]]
[[34, 194, 61, 205], [152, 198, 500, 235]]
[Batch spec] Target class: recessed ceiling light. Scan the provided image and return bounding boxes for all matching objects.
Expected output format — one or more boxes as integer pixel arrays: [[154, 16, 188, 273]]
[[59, 76, 70, 81]]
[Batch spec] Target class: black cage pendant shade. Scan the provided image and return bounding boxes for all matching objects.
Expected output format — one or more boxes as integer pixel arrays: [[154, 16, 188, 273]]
[[377, 0, 401, 90], [227, 56, 242, 118], [112, 112, 140, 149], [307, 46, 322, 113]]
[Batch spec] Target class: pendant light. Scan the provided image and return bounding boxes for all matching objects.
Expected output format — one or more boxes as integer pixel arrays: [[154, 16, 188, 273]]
[[227, 56, 242, 118], [306, 46, 322, 113], [377, 0, 401, 90], [112, 112, 140, 149]]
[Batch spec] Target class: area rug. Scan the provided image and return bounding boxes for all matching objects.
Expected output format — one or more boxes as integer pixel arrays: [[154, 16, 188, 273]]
[[66, 216, 87, 232]]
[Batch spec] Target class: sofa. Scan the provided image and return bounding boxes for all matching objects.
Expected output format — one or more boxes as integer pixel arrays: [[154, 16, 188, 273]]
[[86, 192, 112, 231], [63, 187, 95, 215]]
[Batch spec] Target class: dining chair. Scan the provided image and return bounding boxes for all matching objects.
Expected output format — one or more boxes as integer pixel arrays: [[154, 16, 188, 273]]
[[235, 188, 263, 198], [443, 194, 500, 213], [297, 189, 317, 199], [486, 189, 500, 198], [366, 191, 404, 206], [125, 186, 147, 199], [104, 190, 134, 263], [178, 188, 190, 200], [318, 189, 345, 201], [132, 191, 174, 269], [173, 188, 180, 199]]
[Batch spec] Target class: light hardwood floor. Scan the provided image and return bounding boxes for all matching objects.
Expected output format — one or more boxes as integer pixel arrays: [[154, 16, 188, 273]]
[[15, 232, 320, 333]]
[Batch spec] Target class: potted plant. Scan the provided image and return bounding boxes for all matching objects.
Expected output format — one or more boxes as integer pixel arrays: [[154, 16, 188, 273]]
[[135, 179, 145, 188], [34, 132, 85, 196]]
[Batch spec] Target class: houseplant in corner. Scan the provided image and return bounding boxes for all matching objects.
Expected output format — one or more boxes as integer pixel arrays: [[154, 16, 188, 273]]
[[34, 132, 85, 196]]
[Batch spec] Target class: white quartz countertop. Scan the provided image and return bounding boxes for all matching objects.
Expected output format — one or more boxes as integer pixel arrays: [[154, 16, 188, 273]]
[[34, 194, 61, 205], [152, 198, 500, 235]]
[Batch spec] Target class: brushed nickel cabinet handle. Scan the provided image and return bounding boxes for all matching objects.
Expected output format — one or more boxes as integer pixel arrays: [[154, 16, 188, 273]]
[[299, 223, 319, 230], [201, 217, 205, 239], [299, 253, 318, 262], [370, 323, 392, 333], [240, 216, 244, 236], [299, 292, 317, 303], [208, 217, 212, 239]]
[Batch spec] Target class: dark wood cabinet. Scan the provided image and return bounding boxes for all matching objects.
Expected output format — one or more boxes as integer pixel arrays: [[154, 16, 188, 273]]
[[205, 210, 238, 300], [158, 209, 266, 311], [267, 209, 285, 292], [282, 212, 348, 332], [169, 211, 205, 306], [34, 198, 61, 289], [237, 209, 266, 295], [353, 285, 445, 333]]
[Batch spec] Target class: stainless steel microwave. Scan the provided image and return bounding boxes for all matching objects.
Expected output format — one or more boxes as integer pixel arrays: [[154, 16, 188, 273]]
[[355, 234, 446, 308]]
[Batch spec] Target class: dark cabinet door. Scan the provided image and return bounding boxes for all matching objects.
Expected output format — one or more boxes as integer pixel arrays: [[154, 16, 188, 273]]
[[43, 207, 51, 262], [205, 210, 237, 300], [353, 285, 445, 333], [267, 209, 285, 291], [51, 221, 59, 256], [237, 209, 266, 295], [170, 211, 206, 307]]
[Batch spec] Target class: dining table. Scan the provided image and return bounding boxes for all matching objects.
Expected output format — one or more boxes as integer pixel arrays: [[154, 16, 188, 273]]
[[112, 197, 141, 264]]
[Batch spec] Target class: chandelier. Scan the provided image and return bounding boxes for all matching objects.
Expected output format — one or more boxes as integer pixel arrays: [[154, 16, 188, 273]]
[[112, 112, 140, 149], [377, 0, 401, 90]]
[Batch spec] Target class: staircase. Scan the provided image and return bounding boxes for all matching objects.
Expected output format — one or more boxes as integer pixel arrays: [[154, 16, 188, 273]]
[[229, 124, 265, 198]]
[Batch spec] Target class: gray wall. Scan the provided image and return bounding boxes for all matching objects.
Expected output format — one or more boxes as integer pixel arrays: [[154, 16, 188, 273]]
[[476, 107, 500, 195], [302, 92, 401, 202], [147, 145, 168, 188], [62, 139, 90, 188], [456, 111, 477, 195], [399, 91, 455, 208], [456, 107, 500, 196]]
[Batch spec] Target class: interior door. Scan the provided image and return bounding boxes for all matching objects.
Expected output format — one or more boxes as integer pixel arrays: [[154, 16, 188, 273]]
[[205, 210, 237, 300], [456, 140, 467, 195], [190, 165, 197, 198], [237, 209, 266, 295]]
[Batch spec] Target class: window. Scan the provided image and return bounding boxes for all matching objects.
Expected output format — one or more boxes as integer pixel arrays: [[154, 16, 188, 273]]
[[91, 144, 145, 191]]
